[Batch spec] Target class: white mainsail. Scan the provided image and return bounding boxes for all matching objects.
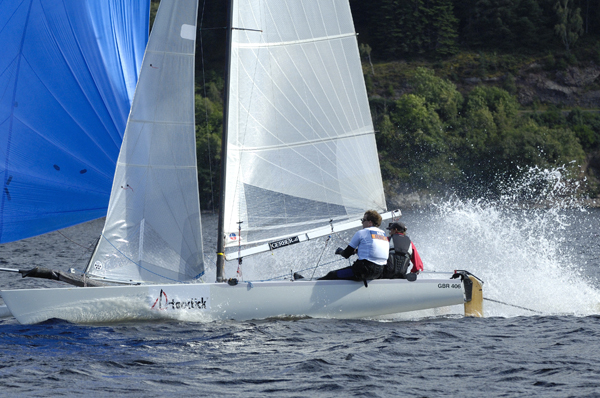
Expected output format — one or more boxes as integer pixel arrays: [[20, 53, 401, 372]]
[[85, 0, 204, 283], [223, 0, 386, 249]]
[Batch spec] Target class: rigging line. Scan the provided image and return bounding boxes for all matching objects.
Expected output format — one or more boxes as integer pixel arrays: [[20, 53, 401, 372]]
[[57, 230, 95, 251], [236, 221, 243, 279], [265, 2, 291, 228], [309, 222, 333, 280], [483, 297, 543, 314], [264, 257, 346, 282], [309, 236, 330, 280], [199, 0, 215, 212], [67, 237, 99, 272]]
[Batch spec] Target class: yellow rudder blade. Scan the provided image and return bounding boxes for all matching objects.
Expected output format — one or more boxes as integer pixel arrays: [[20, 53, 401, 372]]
[[464, 275, 483, 317]]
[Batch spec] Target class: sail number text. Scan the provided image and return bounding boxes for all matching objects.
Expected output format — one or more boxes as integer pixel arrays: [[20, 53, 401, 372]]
[[438, 283, 462, 289]]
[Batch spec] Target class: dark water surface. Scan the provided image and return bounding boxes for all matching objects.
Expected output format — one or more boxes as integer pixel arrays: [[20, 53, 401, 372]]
[[1, 205, 599, 397], [2, 315, 600, 397]]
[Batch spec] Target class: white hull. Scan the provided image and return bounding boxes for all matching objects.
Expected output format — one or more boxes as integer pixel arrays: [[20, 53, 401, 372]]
[[0, 305, 12, 319], [1, 279, 464, 324]]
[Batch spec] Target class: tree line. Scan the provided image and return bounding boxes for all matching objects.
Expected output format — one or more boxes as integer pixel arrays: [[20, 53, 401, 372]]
[[350, 0, 600, 59]]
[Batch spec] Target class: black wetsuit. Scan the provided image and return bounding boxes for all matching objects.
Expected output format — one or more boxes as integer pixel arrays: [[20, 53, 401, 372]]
[[381, 233, 412, 279]]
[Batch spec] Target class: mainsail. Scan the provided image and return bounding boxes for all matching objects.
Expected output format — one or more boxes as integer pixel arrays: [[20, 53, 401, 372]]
[[223, 0, 386, 249], [0, 0, 149, 243], [85, 0, 204, 283]]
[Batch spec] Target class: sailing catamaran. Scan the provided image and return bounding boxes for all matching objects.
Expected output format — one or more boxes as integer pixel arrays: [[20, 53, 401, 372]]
[[1, 0, 478, 324]]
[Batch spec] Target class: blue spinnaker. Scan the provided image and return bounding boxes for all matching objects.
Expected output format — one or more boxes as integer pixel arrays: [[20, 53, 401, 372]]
[[0, 0, 149, 243]]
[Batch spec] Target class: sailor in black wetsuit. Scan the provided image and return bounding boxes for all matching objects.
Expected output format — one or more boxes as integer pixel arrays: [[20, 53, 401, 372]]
[[381, 222, 423, 280]]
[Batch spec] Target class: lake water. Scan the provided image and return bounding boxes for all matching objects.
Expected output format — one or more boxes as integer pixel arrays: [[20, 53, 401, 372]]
[[1, 186, 600, 397]]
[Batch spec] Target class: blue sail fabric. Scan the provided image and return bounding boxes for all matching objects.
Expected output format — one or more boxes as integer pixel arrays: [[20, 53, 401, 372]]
[[0, 0, 149, 243]]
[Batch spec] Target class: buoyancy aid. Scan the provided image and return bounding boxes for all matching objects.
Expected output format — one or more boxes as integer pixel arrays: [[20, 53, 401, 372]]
[[382, 234, 412, 279]]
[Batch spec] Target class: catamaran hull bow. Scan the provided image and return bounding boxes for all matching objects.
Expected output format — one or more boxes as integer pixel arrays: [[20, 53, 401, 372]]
[[1, 279, 464, 324]]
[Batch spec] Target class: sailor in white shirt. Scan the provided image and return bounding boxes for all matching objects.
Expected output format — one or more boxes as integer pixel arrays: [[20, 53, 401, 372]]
[[318, 210, 388, 287]]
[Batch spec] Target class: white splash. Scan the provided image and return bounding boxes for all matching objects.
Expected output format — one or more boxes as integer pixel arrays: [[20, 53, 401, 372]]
[[416, 166, 600, 317]]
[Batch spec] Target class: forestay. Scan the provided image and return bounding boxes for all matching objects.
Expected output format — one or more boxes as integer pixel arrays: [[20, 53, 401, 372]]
[[224, 0, 386, 250], [0, 0, 149, 243], [85, 0, 204, 283]]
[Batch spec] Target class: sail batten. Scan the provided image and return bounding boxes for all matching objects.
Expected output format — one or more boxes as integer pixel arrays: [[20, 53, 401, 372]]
[[116, 164, 198, 170], [233, 32, 356, 48], [233, 130, 375, 152]]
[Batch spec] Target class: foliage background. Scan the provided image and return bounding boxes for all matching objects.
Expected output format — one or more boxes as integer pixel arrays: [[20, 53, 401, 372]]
[[151, 0, 600, 208]]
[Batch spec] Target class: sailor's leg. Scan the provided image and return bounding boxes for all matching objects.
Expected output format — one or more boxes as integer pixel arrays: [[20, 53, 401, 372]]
[[318, 266, 354, 280], [352, 260, 383, 287]]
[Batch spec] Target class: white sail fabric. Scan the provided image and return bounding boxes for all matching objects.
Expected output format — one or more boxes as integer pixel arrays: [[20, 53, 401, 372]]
[[86, 0, 204, 283], [224, 0, 386, 248]]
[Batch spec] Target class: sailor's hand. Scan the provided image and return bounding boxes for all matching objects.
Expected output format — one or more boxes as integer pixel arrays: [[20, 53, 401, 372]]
[[335, 247, 344, 255]]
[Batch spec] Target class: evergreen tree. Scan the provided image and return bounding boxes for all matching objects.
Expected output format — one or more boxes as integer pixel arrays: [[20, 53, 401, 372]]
[[514, 0, 549, 48], [458, 0, 556, 52], [554, 0, 584, 53], [367, 0, 459, 58], [424, 0, 459, 56]]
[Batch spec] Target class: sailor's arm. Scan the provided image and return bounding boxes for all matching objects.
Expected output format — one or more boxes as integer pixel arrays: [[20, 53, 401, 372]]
[[335, 245, 356, 259]]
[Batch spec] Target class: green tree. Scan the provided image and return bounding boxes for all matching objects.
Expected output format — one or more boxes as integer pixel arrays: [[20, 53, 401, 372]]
[[359, 43, 375, 75], [195, 94, 223, 210], [454, 85, 585, 196], [464, 86, 519, 127], [457, 0, 555, 52], [554, 0, 584, 53], [366, 0, 458, 58], [410, 67, 463, 121], [424, 0, 459, 56], [378, 93, 460, 190]]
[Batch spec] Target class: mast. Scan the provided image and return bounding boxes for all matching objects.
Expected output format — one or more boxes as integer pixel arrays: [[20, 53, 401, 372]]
[[216, 0, 235, 282]]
